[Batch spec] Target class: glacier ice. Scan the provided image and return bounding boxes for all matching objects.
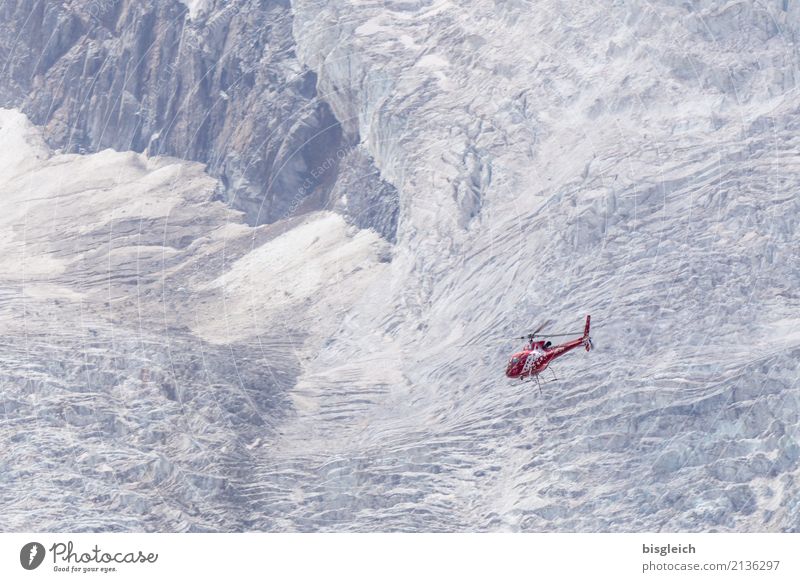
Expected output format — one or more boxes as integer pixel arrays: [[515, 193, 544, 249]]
[[1, 0, 799, 532]]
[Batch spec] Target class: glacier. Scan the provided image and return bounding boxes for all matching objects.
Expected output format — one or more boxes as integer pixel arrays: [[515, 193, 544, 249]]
[[1, 0, 799, 532]]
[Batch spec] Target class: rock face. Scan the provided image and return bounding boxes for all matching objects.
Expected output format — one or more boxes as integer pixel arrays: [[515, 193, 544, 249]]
[[0, 0, 359, 226], [2, 0, 800, 533]]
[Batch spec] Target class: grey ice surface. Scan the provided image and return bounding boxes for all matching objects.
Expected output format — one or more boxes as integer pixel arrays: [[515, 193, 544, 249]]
[[0, 0, 799, 532]]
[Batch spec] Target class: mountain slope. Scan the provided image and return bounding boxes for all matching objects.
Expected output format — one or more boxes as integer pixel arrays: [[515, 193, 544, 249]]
[[0, 0, 798, 531]]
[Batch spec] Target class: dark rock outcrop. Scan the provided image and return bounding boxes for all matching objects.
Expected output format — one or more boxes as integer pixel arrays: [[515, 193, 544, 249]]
[[0, 0, 346, 225]]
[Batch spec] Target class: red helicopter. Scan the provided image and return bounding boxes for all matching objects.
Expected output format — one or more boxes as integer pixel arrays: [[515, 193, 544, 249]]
[[505, 315, 593, 390]]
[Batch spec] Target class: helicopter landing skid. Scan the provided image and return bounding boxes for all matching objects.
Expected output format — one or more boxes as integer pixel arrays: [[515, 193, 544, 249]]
[[520, 367, 559, 394]]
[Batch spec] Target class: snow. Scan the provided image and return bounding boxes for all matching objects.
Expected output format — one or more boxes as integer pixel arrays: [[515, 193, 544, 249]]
[[178, 0, 211, 20], [193, 212, 389, 344], [0, 109, 49, 180], [0, 108, 389, 531]]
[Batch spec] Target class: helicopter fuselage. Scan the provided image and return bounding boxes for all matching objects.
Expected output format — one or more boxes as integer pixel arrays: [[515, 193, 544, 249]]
[[505, 316, 592, 380], [505, 338, 585, 379]]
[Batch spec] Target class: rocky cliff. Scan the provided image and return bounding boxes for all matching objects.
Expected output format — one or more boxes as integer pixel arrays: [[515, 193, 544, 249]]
[[0, 0, 398, 233]]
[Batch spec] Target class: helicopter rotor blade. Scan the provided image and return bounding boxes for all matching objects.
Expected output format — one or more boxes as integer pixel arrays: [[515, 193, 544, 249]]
[[531, 319, 553, 337], [511, 318, 596, 340]]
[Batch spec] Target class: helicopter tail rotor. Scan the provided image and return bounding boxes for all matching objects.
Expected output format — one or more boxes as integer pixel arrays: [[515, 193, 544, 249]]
[[583, 315, 593, 351]]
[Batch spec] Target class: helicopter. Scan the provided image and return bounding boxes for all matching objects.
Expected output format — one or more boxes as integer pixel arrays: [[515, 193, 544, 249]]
[[505, 315, 593, 391]]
